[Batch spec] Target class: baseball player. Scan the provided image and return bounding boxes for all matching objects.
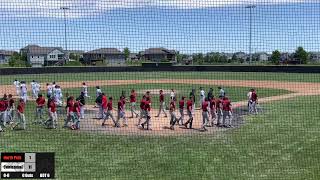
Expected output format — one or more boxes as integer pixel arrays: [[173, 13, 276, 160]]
[[117, 96, 128, 127], [215, 96, 223, 127], [54, 85, 63, 107], [95, 92, 103, 119], [170, 89, 175, 100], [35, 81, 41, 98], [35, 94, 46, 124], [155, 90, 167, 118], [82, 82, 90, 98], [12, 99, 26, 130], [183, 96, 194, 129], [31, 80, 37, 99], [137, 95, 147, 126], [13, 79, 20, 96], [0, 96, 8, 130], [209, 95, 217, 126], [70, 101, 81, 130], [1, 95, 8, 126], [46, 97, 57, 129], [249, 89, 258, 115], [96, 86, 102, 98], [178, 96, 185, 125], [20, 81, 28, 103], [46, 83, 53, 98], [102, 97, 119, 127], [76, 92, 86, 119], [222, 96, 233, 128], [6, 94, 15, 124], [129, 89, 139, 118], [101, 93, 107, 119], [247, 88, 253, 111], [201, 98, 209, 131], [199, 87, 205, 108], [218, 87, 226, 98], [169, 98, 179, 130], [139, 98, 152, 130], [189, 89, 196, 114], [207, 88, 214, 101], [64, 96, 74, 128]]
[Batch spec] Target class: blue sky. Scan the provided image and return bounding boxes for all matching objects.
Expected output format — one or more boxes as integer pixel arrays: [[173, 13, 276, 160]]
[[0, 0, 319, 54]]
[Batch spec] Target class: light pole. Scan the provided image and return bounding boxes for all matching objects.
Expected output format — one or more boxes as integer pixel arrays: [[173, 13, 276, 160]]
[[60, 7, 70, 51], [245, 5, 256, 64]]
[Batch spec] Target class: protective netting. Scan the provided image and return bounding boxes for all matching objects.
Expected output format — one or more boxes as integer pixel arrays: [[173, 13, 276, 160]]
[[0, 1, 320, 179]]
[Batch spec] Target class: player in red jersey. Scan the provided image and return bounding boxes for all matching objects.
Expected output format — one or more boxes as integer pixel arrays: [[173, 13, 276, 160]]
[[0, 95, 8, 131], [6, 94, 15, 125], [137, 95, 147, 125], [35, 94, 46, 124], [222, 96, 233, 128], [201, 98, 209, 131], [209, 95, 217, 127], [46, 97, 57, 129], [129, 89, 139, 118], [140, 98, 152, 130], [71, 101, 81, 130], [101, 93, 108, 119], [249, 89, 258, 115], [12, 99, 26, 130], [102, 97, 119, 127], [156, 90, 167, 118], [178, 96, 185, 125], [117, 96, 128, 127], [169, 97, 179, 130], [183, 96, 194, 129], [64, 96, 74, 128]]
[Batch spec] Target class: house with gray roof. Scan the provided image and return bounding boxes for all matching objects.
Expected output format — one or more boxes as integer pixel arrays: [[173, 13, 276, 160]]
[[83, 48, 126, 65], [20, 45, 66, 67], [140, 48, 176, 62], [309, 52, 320, 62], [0, 50, 16, 64]]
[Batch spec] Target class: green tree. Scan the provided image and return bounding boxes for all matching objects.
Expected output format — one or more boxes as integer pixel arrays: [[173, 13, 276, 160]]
[[193, 53, 204, 64], [295, 46, 309, 64], [69, 53, 80, 61], [271, 50, 281, 65], [8, 52, 28, 67], [231, 54, 238, 62], [124, 47, 130, 61]]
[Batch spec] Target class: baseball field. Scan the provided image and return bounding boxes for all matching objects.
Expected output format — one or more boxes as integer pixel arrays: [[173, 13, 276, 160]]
[[1, 71, 320, 179]]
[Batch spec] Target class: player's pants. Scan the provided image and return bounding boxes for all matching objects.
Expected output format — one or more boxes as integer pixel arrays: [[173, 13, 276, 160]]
[[249, 101, 258, 114], [178, 109, 184, 124], [32, 89, 37, 98], [141, 111, 151, 130], [21, 92, 28, 103], [210, 109, 217, 125], [202, 111, 209, 128], [64, 112, 72, 127], [0, 111, 6, 127], [36, 107, 44, 121], [16, 88, 20, 96], [222, 110, 232, 126], [97, 104, 103, 119], [199, 96, 205, 107], [184, 110, 193, 128], [102, 110, 118, 126], [46, 112, 57, 129], [138, 109, 146, 125], [47, 92, 52, 99], [15, 112, 26, 130], [6, 108, 14, 123], [216, 109, 223, 125], [84, 91, 90, 98], [157, 102, 167, 117], [80, 106, 85, 119], [169, 111, 178, 126], [55, 97, 63, 107], [117, 110, 127, 126], [70, 112, 80, 129], [130, 102, 139, 117]]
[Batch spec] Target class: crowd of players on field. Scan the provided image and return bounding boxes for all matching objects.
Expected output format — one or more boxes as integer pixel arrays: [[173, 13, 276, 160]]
[[0, 80, 258, 132]]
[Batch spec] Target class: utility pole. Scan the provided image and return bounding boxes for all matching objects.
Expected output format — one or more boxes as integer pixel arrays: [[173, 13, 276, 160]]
[[60, 7, 70, 51], [245, 5, 256, 64]]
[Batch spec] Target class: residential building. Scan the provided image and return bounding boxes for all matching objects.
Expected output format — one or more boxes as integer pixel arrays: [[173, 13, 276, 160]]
[[140, 48, 176, 62], [20, 45, 66, 67], [0, 50, 16, 64], [234, 52, 248, 61], [253, 52, 270, 61], [309, 52, 320, 62], [83, 48, 126, 65]]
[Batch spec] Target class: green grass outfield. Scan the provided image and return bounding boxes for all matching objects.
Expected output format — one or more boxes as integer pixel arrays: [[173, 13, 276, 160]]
[[1, 96, 319, 179], [1, 71, 320, 85]]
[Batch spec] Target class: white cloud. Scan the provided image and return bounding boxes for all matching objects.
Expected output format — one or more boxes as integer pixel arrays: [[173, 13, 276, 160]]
[[0, 0, 315, 18]]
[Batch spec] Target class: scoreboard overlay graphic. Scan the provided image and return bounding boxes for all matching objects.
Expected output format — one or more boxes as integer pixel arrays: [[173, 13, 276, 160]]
[[0, 153, 54, 179]]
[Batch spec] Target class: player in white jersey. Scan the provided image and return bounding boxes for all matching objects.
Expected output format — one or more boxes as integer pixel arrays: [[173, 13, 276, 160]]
[[82, 82, 90, 98], [199, 87, 205, 108], [170, 89, 175, 100], [13, 79, 20, 96], [20, 81, 28, 103], [35, 82, 41, 98], [31, 80, 37, 99], [54, 85, 63, 106], [96, 86, 102, 97], [46, 83, 53, 98]]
